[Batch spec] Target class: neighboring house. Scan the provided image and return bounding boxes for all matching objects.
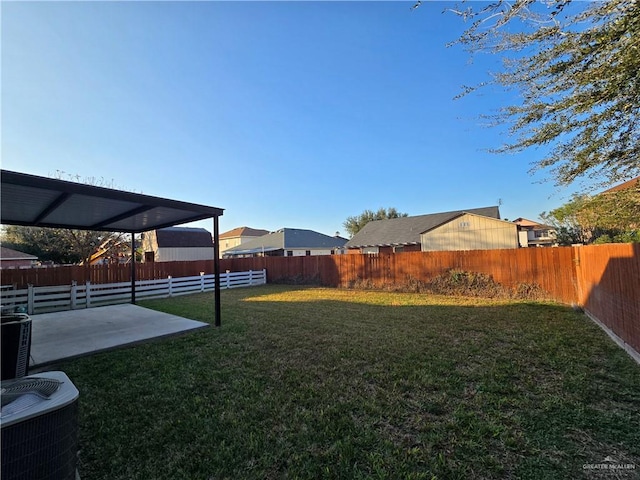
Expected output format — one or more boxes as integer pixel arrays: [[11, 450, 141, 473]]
[[512, 218, 558, 248], [0, 247, 38, 269], [600, 176, 640, 194], [142, 227, 214, 262], [222, 228, 347, 258], [345, 206, 518, 253], [219, 226, 270, 258]]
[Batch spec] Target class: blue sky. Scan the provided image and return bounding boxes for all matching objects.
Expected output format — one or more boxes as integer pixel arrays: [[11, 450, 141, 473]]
[[2, 1, 579, 236]]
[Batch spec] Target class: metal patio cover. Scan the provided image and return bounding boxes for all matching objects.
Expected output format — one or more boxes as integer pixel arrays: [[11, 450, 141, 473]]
[[1, 170, 224, 233], [1, 169, 225, 326]]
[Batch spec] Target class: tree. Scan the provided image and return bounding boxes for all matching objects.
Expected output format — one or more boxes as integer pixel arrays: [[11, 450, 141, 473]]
[[343, 207, 408, 238], [2, 225, 128, 265], [431, 0, 640, 190], [540, 197, 595, 245], [539, 178, 640, 244]]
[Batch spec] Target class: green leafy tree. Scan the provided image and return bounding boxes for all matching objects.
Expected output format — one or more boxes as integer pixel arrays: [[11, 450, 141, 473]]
[[343, 207, 408, 238], [540, 179, 640, 244], [540, 198, 594, 245], [431, 0, 640, 189]]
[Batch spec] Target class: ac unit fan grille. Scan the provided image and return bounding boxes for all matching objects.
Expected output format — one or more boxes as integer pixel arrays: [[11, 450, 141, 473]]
[[1, 377, 62, 408]]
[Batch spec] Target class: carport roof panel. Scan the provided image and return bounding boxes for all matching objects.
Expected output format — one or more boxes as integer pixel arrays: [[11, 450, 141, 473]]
[[1, 170, 224, 233]]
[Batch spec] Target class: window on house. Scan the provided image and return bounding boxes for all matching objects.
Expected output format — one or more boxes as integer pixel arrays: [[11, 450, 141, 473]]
[[287, 250, 293, 256], [306, 250, 311, 256]]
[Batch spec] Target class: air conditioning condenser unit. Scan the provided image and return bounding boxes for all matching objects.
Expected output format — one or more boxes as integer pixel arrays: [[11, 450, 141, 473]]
[[1, 371, 80, 480]]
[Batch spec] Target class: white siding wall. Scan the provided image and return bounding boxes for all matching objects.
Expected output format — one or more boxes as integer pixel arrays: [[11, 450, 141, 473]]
[[519, 231, 530, 248], [286, 248, 339, 257], [309, 249, 335, 256], [421, 214, 518, 251], [156, 247, 215, 262]]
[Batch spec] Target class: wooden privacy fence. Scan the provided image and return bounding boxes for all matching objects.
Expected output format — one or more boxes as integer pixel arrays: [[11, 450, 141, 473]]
[[0, 270, 266, 315], [574, 244, 640, 356], [1, 260, 217, 288], [222, 248, 580, 303], [223, 245, 640, 359], [2, 245, 638, 358]]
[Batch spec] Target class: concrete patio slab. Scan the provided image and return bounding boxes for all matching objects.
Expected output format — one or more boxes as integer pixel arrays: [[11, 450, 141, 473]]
[[28, 304, 209, 368]]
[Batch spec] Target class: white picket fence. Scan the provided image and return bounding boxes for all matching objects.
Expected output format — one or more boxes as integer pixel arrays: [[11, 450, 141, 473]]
[[0, 269, 266, 315]]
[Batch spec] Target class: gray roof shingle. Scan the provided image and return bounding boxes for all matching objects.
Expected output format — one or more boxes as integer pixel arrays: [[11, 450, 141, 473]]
[[155, 227, 213, 248], [345, 206, 500, 248]]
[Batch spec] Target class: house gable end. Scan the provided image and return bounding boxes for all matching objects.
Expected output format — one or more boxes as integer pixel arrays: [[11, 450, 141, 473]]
[[421, 212, 517, 251]]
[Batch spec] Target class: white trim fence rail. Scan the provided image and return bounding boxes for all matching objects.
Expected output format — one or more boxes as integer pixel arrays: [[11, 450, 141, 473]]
[[0, 269, 267, 315]]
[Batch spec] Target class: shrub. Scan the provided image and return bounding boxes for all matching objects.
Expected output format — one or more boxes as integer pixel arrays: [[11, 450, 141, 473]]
[[345, 270, 550, 301], [271, 274, 321, 286], [424, 270, 504, 298], [346, 277, 376, 290]]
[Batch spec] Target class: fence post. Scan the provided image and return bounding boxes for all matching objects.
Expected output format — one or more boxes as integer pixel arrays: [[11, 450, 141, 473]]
[[262, 268, 267, 284], [168, 276, 173, 297], [226, 270, 230, 289], [200, 272, 205, 292], [27, 284, 34, 315], [86, 281, 92, 308], [70, 281, 77, 310], [249, 269, 253, 286]]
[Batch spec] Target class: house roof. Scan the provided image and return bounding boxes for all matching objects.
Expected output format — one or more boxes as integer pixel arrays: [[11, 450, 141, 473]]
[[155, 227, 213, 248], [345, 206, 501, 248], [0, 246, 38, 261], [223, 228, 347, 256], [1, 170, 224, 233], [512, 218, 555, 230], [600, 176, 640, 194], [512, 218, 543, 227], [219, 226, 270, 239]]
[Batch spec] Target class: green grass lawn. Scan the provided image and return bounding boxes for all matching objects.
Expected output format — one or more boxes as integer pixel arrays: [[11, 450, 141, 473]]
[[58, 285, 640, 480]]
